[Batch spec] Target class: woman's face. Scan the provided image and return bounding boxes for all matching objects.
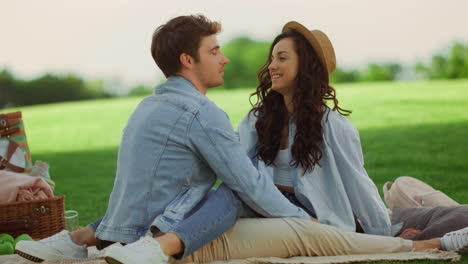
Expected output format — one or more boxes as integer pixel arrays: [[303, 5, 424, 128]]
[[268, 37, 299, 97]]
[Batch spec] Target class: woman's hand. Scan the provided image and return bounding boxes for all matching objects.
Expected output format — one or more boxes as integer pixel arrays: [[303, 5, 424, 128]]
[[398, 228, 423, 239]]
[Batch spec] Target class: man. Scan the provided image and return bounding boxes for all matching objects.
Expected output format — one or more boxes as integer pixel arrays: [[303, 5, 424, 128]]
[[16, 15, 311, 264]]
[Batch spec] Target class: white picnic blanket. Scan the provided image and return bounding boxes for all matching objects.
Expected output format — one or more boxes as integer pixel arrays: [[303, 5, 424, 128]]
[[0, 247, 461, 264]]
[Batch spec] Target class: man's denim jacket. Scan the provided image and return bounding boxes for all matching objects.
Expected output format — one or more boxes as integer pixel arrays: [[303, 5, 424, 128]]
[[96, 76, 309, 243]]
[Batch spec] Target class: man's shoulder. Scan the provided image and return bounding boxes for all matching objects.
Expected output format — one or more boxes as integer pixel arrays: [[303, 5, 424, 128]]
[[154, 80, 210, 114], [196, 100, 230, 126]]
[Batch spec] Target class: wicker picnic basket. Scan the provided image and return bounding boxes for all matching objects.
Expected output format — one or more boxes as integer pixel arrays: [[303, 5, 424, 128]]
[[0, 195, 66, 239], [0, 111, 66, 239]]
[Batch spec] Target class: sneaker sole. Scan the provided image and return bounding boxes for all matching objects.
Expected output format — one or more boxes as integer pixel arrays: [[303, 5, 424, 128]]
[[105, 256, 124, 264], [15, 249, 45, 263]]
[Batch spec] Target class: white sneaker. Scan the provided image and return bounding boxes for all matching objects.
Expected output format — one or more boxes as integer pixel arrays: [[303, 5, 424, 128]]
[[104, 236, 168, 264], [92, 243, 123, 258], [15, 230, 87, 262], [441, 226, 468, 255]]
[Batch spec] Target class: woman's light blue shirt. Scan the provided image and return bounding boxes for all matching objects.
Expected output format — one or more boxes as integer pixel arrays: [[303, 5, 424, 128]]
[[237, 108, 393, 236]]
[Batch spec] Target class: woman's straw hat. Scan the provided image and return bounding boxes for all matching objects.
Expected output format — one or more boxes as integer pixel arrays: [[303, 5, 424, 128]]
[[282, 21, 336, 75]]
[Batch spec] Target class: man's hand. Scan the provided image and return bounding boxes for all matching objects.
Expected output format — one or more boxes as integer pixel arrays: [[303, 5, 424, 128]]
[[311, 217, 320, 223]]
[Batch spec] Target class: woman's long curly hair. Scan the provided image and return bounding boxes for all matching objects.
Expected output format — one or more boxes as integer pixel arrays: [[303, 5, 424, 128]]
[[250, 29, 351, 173]]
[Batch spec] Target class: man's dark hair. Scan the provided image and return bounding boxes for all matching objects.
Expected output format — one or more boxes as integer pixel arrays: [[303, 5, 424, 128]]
[[151, 15, 221, 78]]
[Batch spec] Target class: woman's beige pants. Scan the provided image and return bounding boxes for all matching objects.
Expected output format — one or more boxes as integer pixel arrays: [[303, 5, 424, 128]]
[[175, 218, 413, 263]]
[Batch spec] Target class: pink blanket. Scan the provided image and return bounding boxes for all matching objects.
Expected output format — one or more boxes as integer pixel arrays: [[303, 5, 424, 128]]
[[0, 170, 54, 203]]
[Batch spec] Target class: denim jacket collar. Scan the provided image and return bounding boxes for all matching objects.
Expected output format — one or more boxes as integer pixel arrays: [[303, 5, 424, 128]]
[[154, 76, 206, 101]]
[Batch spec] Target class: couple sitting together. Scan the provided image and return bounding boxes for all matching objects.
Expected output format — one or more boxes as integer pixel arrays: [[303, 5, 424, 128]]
[[16, 14, 468, 264]]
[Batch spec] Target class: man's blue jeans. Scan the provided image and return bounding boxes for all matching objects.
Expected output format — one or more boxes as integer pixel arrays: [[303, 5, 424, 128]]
[[89, 184, 311, 258], [88, 184, 250, 257]]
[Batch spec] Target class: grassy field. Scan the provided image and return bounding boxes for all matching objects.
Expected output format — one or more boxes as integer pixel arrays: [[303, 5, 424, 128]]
[[2, 79, 468, 262]]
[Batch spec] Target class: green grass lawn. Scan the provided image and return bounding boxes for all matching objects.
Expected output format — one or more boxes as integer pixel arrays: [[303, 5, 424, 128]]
[[3, 79, 468, 262]]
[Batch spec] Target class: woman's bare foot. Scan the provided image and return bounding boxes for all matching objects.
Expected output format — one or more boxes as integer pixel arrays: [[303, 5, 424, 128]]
[[413, 238, 441, 251]]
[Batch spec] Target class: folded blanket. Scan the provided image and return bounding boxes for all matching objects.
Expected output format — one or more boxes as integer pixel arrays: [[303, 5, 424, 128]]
[[0, 170, 54, 203]]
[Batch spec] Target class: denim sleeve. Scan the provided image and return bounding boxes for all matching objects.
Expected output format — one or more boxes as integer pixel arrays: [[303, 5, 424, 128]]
[[326, 114, 392, 235], [236, 112, 258, 161], [188, 105, 310, 220]]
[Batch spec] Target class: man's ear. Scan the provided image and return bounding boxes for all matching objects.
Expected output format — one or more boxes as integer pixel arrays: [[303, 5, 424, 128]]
[[180, 53, 193, 69]]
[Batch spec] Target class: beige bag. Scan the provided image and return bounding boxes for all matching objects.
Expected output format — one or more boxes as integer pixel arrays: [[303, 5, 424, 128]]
[[383, 176, 459, 208]]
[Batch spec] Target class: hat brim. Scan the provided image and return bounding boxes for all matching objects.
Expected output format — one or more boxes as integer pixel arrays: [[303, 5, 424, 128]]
[[282, 21, 336, 75]]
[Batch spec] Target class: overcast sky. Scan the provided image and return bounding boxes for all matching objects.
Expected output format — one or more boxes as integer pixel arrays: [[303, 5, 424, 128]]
[[1, 0, 467, 92]]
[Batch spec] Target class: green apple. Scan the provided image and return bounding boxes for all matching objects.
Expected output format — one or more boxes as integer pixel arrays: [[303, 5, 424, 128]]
[[0, 240, 14, 255], [14, 234, 33, 246], [0, 234, 14, 245]]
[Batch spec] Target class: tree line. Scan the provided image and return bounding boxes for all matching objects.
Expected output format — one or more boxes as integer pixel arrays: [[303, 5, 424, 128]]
[[0, 71, 112, 109], [1, 38, 468, 108], [220, 37, 468, 87]]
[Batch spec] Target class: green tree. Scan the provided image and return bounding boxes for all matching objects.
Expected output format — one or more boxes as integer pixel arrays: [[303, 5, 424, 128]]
[[8, 73, 111, 107], [359, 63, 402, 82], [222, 37, 270, 89], [13, 74, 85, 105], [128, 84, 152, 97], [416, 55, 449, 79], [85, 79, 113, 98], [447, 42, 468, 78], [330, 67, 359, 83], [0, 69, 15, 108], [415, 42, 468, 79]]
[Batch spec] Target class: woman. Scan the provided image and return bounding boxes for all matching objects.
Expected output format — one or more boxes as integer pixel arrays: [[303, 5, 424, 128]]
[[237, 21, 391, 236], [236, 21, 468, 242]]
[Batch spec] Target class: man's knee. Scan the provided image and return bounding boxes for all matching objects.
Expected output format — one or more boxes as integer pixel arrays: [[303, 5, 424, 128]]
[[213, 184, 239, 205]]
